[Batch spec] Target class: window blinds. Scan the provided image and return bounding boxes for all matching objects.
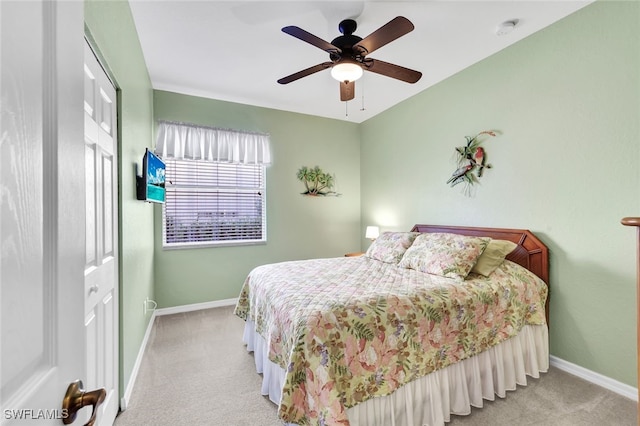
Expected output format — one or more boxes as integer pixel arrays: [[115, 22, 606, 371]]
[[163, 159, 266, 246]]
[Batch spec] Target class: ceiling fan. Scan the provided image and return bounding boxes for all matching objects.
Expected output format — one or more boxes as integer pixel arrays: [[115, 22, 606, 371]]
[[277, 16, 422, 102]]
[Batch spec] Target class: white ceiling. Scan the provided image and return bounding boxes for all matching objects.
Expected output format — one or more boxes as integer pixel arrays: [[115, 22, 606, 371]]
[[129, 1, 593, 123]]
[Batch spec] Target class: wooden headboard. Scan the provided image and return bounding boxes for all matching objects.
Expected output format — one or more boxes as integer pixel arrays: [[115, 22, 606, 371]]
[[411, 224, 550, 323]]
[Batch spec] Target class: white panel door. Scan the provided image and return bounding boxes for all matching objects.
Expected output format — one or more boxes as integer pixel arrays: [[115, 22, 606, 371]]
[[1, 2, 117, 425], [0, 3, 64, 421], [83, 42, 119, 426]]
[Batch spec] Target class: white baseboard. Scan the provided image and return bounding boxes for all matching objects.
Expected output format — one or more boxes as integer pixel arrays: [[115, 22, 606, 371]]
[[550, 355, 637, 402], [154, 298, 238, 316], [120, 310, 157, 411]]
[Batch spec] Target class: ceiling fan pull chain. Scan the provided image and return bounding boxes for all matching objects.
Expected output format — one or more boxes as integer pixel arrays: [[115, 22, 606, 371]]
[[360, 78, 366, 111], [345, 100, 348, 117]]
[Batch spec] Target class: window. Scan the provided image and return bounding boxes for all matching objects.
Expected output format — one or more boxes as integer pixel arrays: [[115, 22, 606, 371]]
[[163, 159, 266, 248], [155, 120, 270, 248]]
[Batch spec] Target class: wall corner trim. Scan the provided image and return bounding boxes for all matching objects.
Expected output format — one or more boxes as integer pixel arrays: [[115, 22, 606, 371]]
[[550, 355, 638, 402]]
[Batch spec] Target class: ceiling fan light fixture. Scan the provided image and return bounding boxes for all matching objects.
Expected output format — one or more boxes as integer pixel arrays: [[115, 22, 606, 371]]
[[331, 63, 363, 83]]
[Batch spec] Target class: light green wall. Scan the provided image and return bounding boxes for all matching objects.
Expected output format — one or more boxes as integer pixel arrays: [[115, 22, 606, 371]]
[[153, 90, 361, 307], [360, 1, 639, 387], [85, 0, 155, 397]]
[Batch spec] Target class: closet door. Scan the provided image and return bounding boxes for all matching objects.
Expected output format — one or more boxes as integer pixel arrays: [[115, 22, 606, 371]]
[[84, 40, 119, 426]]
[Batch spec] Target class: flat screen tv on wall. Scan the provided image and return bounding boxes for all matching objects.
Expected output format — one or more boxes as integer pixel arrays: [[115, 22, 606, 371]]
[[136, 148, 166, 203]]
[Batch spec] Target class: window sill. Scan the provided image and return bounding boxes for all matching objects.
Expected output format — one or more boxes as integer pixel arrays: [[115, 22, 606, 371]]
[[163, 240, 267, 250]]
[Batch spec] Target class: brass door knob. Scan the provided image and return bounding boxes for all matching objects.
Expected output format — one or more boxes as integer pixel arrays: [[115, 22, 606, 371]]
[[62, 380, 106, 426]]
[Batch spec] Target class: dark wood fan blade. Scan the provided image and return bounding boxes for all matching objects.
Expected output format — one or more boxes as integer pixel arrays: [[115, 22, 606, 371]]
[[364, 58, 422, 83], [355, 16, 414, 56], [282, 26, 341, 54], [340, 81, 355, 101], [278, 62, 333, 84]]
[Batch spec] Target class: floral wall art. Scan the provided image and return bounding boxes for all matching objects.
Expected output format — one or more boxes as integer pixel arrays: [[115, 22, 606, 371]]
[[447, 130, 496, 196]]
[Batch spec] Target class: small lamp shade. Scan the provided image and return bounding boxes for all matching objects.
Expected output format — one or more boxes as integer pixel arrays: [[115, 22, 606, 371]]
[[365, 226, 380, 240]]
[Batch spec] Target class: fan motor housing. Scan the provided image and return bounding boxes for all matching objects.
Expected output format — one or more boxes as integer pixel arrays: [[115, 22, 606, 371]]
[[331, 34, 363, 50], [331, 19, 365, 61]]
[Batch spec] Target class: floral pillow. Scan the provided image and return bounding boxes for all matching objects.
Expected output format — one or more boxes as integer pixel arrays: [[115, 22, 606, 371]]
[[365, 232, 420, 264], [398, 233, 490, 280], [471, 239, 518, 276]]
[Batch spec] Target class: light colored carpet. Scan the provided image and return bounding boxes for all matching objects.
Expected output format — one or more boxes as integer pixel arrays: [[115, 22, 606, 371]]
[[114, 306, 636, 426]]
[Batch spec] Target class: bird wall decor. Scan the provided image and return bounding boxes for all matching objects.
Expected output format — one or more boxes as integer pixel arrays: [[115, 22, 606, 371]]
[[447, 130, 496, 195]]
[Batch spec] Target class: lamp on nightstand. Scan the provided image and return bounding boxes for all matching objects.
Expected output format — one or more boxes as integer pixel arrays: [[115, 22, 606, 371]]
[[365, 226, 380, 241]]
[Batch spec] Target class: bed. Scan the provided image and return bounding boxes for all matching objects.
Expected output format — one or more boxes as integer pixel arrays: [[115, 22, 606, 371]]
[[234, 225, 549, 426]]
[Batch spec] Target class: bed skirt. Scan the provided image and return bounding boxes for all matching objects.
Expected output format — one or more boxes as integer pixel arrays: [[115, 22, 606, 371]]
[[242, 321, 549, 426]]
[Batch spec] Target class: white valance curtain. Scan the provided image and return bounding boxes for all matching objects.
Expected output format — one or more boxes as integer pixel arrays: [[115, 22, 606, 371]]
[[155, 120, 271, 165]]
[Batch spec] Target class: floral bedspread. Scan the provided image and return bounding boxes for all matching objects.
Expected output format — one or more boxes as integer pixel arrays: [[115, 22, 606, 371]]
[[234, 256, 547, 426]]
